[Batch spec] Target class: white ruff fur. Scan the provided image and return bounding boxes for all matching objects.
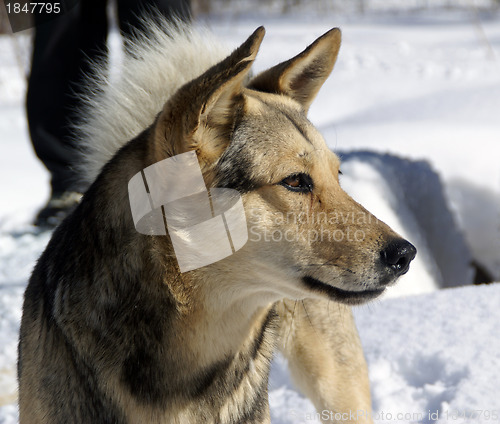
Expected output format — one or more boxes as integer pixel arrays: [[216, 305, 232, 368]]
[[77, 20, 230, 184]]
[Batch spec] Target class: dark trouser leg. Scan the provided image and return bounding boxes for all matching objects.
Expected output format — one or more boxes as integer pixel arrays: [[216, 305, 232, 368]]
[[116, 0, 191, 42], [27, 0, 108, 195]]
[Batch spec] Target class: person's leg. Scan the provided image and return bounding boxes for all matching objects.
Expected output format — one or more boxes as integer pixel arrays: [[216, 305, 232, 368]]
[[27, 0, 108, 226], [116, 0, 191, 42]]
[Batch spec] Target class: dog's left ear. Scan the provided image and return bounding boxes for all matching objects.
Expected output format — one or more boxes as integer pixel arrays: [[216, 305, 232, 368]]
[[249, 28, 341, 112]]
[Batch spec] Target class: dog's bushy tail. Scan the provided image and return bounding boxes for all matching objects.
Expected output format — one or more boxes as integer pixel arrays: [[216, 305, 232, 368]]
[[76, 18, 229, 184]]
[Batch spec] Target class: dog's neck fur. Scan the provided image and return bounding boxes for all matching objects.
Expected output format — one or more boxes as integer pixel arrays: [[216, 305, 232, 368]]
[[177, 283, 276, 371]]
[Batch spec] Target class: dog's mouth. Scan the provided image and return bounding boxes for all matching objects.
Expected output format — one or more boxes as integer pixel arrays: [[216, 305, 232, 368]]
[[301, 276, 385, 305]]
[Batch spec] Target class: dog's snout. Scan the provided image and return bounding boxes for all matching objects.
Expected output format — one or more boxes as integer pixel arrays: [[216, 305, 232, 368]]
[[381, 239, 417, 277]]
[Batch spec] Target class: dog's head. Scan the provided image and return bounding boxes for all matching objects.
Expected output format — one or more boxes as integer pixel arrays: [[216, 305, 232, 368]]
[[152, 27, 416, 305]]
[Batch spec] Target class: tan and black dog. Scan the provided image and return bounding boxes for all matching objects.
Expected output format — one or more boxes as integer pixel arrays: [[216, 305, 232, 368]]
[[18, 23, 416, 424]]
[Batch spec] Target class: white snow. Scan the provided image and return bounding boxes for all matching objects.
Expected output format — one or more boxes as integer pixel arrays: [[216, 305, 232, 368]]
[[1, 7, 500, 424], [270, 283, 500, 424]]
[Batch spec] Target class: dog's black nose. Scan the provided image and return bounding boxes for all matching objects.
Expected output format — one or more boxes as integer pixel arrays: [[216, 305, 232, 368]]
[[381, 239, 417, 276]]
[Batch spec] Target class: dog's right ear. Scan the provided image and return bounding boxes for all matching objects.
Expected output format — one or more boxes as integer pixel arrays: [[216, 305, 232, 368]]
[[153, 27, 265, 160]]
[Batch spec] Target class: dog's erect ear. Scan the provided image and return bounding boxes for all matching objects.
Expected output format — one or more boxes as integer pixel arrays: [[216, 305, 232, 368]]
[[154, 27, 265, 158], [249, 28, 341, 112]]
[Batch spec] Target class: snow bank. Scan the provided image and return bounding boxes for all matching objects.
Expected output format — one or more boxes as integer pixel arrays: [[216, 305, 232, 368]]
[[269, 283, 500, 424], [357, 283, 500, 424], [338, 151, 474, 298], [270, 283, 500, 424]]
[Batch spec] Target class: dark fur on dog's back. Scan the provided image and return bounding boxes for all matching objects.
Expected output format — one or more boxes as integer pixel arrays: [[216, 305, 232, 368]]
[[19, 131, 157, 422]]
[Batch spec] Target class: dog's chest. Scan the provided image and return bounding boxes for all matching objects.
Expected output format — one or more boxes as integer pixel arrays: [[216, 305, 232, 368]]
[[124, 307, 278, 424], [184, 308, 278, 424]]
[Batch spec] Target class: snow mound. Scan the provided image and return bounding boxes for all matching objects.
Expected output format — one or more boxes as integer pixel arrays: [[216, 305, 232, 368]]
[[268, 283, 500, 424], [338, 151, 474, 297], [356, 283, 500, 423]]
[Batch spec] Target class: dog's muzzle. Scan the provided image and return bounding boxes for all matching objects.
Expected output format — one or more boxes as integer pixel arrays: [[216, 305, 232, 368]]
[[300, 237, 416, 305]]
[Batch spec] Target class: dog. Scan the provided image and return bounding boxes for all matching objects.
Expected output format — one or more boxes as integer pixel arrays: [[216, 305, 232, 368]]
[[18, 22, 416, 424]]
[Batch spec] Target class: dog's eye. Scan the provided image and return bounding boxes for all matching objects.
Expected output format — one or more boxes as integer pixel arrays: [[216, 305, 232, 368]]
[[280, 173, 314, 193]]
